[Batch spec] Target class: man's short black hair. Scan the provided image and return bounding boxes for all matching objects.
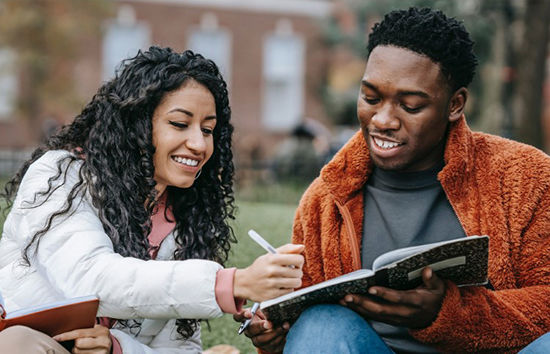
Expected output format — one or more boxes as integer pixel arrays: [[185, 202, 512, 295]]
[[367, 7, 478, 91]]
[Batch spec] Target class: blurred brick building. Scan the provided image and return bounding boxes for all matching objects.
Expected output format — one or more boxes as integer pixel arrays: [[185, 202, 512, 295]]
[[1, 0, 548, 177], [0, 0, 334, 174]]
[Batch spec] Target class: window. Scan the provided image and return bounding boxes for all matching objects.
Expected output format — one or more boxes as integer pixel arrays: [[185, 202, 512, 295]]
[[262, 32, 304, 131], [188, 14, 232, 84], [0, 49, 17, 120], [102, 5, 151, 80]]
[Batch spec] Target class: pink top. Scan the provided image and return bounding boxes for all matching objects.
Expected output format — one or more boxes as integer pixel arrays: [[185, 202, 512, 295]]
[[148, 194, 244, 312], [108, 193, 243, 353]]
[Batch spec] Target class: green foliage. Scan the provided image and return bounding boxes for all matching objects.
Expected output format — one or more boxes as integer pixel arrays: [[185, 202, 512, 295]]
[[0, 0, 112, 123], [271, 139, 323, 184], [320, 85, 359, 126]]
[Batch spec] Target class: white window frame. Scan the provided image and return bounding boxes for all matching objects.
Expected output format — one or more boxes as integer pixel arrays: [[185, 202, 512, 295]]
[[0, 48, 18, 121], [102, 6, 151, 80], [187, 13, 232, 86], [261, 31, 305, 132]]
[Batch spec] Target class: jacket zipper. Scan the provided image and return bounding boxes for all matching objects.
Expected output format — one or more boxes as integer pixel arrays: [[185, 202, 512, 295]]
[[336, 188, 468, 274], [442, 184, 469, 236], [335, 199, 362, 271]]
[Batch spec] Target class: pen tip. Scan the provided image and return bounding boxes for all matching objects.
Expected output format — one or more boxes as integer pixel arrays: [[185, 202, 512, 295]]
[[238, 322, 246, 335]]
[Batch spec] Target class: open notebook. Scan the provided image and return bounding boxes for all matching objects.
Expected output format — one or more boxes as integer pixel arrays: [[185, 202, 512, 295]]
[[261, 235, 489, 325]]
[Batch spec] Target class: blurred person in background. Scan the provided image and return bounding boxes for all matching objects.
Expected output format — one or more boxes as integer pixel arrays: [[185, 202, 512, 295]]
[[0, 46, 304, 353], [236, 7, 550, 353], [271, 121, 322, 184]]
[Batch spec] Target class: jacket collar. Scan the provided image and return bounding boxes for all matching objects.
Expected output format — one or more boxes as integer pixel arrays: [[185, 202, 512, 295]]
[[320, 116, 474, 204]]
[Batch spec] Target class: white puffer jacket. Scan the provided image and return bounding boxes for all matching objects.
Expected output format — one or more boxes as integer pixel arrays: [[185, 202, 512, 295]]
[[0, 150, 225, 353]]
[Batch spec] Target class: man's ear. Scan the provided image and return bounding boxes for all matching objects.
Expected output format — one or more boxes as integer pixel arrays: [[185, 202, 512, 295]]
[[448, 87, 468, 122]]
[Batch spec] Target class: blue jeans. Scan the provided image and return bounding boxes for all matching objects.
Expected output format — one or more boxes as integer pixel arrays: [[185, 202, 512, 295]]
[[284, 304, 550, 353], [519, 332, 550, 353], [284, 304, 393, 354]]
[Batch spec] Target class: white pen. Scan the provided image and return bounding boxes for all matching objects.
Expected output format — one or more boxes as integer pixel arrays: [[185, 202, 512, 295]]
[[237, 229, 277, 335], [248, 229, 277, 254], [238, 301, 260, 335]]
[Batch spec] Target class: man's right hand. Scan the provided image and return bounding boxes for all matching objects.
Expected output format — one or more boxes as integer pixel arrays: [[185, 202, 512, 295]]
[[233, 308, 289, 353]]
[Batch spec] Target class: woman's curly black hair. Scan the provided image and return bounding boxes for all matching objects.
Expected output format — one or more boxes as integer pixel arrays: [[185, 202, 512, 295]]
[[367, 7, 478, 91], [2, 46, 236, 339]]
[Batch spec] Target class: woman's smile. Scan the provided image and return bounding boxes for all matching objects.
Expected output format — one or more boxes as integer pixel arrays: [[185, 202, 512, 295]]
[[152, 80, 216, 193]]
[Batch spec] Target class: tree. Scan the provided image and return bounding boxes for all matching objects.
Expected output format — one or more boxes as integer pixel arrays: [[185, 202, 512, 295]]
[[515, 0, 550, 149], [0, 0, 111, 141]]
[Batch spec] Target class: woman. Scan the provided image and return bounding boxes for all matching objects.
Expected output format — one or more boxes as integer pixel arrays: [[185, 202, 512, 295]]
[[0, 46, 304, 353]]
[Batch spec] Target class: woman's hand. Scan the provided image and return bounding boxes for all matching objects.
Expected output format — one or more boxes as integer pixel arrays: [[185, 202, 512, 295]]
[[53, 324, 112, 354], [234, 243, 304, 302]]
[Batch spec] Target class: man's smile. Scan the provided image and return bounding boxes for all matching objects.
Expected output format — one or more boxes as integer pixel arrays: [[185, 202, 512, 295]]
[[372, 136, 404, 150]]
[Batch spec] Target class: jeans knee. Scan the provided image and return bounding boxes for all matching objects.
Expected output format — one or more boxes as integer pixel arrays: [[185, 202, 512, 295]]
[[0, 325, 35, 340], [292, 304, 367, 335], [0, 325, 38, 347], [0, 325, 64, 353], [520, 332, 550, 353], [285, 304, 393, 354]]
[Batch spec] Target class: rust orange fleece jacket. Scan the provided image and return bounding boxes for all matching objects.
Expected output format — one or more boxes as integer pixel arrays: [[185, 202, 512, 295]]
[[291, 117, 550, 353]]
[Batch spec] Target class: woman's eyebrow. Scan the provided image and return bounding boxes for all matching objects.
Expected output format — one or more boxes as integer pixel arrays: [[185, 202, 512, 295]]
[[168, 108, 216, 121], [168, 108, 193, 116]]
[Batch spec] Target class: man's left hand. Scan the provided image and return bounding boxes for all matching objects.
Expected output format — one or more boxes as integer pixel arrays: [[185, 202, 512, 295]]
[[233, 308, 288, 353], [340, 267, 446, 329]]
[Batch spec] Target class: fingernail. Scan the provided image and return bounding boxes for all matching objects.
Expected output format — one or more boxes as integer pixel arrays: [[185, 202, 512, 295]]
[[426, 268, 433, 279], [369, 288, 377, 295], [283, 322, 290, 330], [345, 295, 353, 302]]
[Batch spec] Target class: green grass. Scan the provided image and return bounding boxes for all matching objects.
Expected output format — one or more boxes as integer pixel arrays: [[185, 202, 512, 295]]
[[235, 180, 308, 206], [200, 200, 298, 353]]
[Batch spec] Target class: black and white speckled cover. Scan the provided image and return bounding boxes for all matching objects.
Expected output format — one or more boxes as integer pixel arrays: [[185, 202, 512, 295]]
[[261, 236, 489, 325]]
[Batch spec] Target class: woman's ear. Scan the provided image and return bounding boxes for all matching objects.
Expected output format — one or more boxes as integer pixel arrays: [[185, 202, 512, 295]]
[[448, 87, 468, 122]]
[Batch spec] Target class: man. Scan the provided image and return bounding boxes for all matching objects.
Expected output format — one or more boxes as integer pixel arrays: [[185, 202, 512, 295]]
[[236, 7, 550, 353]]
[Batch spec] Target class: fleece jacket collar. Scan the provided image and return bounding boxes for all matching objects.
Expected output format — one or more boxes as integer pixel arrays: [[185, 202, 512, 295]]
[[320, 116, 474, 204]]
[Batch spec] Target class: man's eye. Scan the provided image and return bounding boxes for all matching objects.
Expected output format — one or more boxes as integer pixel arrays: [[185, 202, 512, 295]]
[[169, 121, 187, 129], [401, 105, 423, 113], [364, 97, 380, 105]]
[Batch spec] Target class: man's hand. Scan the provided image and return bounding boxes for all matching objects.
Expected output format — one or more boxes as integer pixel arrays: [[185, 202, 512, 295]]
[[53, 324, 112, 354], [340, 267, 446, 329], [234, 308, 289, 353]]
